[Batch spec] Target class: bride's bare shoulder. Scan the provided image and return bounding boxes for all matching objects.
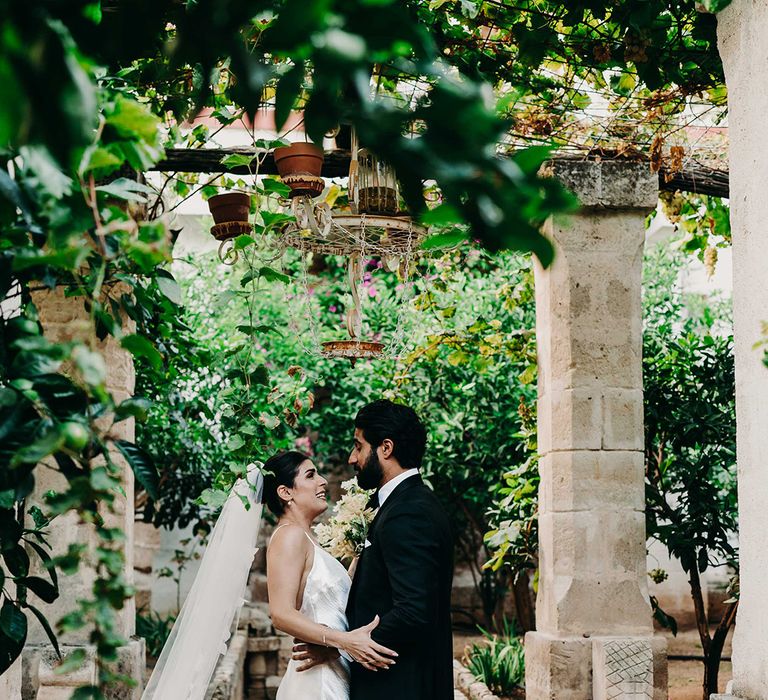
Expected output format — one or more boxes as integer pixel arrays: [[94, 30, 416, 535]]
[[268, 523, 311, 556]]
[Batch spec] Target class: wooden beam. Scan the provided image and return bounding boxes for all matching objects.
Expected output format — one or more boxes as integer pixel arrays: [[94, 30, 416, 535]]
[[658, 165, 729, 199], [151, 148, 730, 199], [153, 148, 352, 178]]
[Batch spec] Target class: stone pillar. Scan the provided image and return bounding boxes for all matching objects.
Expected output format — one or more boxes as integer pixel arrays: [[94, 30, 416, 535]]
[[22, 287, 143, 699], [525, 159, 666, 699], [1, 656, 22, 699], [716, 3, 768, 698]]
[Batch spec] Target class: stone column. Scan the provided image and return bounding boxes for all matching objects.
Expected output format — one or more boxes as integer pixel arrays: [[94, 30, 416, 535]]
[[22, 287, 143, 699], [525, 159, 666, 700], [715, 3, 768, 699]]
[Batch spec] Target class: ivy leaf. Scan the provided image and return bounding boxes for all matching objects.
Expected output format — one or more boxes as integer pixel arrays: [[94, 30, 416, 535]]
[[3, 545, 30, 577], [259, 267, 290, 284], [106, 95, 162, 144], [261, 178, 292, 198], [114, 440, 159, 500], [260, 211, 294, 229], [220, 153, 257, 168]]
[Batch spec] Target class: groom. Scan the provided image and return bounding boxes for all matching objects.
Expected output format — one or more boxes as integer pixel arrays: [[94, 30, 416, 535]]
[[345, 399, 454, 699]]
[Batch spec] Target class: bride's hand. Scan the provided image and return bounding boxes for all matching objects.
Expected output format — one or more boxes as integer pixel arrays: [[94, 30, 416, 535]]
[[340, 615, 398, 671]]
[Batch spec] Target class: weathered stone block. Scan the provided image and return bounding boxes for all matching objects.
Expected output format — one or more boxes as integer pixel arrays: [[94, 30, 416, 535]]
[[539, 451, 645, 512], [524, 632, 592, 700], [602, 388, 644, 450], [536, 511, 651, 636], [538, 388, 602, 453], [550, 159, 658, 210]]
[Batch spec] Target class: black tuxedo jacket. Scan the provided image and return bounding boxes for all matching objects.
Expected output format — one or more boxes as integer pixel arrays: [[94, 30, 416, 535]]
[[346, 474, 454, 700]]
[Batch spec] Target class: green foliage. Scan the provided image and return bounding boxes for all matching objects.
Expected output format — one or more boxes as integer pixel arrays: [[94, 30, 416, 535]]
[[656, 192, 731, 276], [465, 618, 525, 696], [0, 81, 169, 691], [135, 609, 176, 659], [643, 244, 736, 578]]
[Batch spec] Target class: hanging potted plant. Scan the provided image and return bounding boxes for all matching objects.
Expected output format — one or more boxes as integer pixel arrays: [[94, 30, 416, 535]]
[[207, 192, 251, 226], [274, 142, 324, 198]]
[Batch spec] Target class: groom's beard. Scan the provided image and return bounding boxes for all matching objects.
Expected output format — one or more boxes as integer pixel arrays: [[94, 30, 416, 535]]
[[356, 449, 383, 491]]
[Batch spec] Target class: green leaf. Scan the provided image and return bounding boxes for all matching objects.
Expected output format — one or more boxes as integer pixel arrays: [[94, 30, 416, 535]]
[[121, 335, 163, 371], [106, 95, 162, 144], [11, 428, 66, 468], [261, 211, 294, 229], [96, 178, 155, 202], [115, 397, 153, 422], [275, 61, 306, 130], [421, 230, 467, 250], [226, 435, 245, 451], [698, 0, 732, 11], [114, 439, 159, 500], [259, 267, 290, 284], [420, 204, 461, 226], [55, 648, 87, 675], [236, 324, 283, 337], [25, 540, 57, 588], [0, 601, 26, 644], [220, 153, 257, 168], [81, 146, 122, 174], [20, 576, 59, 604], [72, 346, 107, 387], [156, 275, 183, 305], [3, 544, 29, 577], [261, 178, 292, 198], [234, 235, 256, 250], [24, 603, 60, 659]]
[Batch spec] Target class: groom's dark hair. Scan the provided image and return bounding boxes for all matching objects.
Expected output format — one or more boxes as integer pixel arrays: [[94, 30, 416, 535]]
[[355, 400, 427, 469]]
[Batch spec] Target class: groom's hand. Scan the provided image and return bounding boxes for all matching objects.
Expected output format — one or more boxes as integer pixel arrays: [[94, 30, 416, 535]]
[[292, 642, 339, 672]]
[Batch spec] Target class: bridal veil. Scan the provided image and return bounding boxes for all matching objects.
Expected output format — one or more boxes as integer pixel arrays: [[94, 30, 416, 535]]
[[142, 463, 264, 699]]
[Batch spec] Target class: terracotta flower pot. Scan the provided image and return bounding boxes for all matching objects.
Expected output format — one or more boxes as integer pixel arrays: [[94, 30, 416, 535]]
[[273, 142, 324, 178], [207, 192, 250, 224], [274, 143, 325, 198]]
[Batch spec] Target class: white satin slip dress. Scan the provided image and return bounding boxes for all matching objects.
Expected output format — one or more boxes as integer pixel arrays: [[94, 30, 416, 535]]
[[274, 526, 351, 700]]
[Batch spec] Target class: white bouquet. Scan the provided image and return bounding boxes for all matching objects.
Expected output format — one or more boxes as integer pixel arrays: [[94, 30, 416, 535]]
[[314, 479, 376, 561]]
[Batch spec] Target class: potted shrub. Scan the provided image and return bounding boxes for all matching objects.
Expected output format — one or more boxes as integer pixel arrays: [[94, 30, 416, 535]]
[[273, 142, 324, 197]]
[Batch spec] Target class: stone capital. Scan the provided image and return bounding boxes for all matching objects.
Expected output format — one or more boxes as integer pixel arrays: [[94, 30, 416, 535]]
[[549, 157, 659, 210]]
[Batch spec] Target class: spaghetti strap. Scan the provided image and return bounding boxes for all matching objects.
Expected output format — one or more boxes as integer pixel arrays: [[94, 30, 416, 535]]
[[270, 523, 316, 546]]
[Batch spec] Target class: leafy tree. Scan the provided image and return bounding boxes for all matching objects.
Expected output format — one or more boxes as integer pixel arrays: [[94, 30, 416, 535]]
[[643, 244, 737, 700]]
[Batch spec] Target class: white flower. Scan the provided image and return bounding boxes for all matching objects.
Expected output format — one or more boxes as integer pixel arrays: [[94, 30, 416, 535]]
[[314, 479, 375, 562]]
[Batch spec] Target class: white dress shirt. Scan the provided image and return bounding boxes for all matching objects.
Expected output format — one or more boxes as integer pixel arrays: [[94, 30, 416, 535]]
[[377, 468, 419, 508]]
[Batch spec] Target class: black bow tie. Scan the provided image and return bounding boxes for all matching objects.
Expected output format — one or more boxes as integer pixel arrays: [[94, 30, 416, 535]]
[[366, 492, 380, 510]]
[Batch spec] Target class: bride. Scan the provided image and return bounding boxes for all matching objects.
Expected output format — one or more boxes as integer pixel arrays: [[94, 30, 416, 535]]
[[264, 451, 397, 698], [141, 451, 396, 700]]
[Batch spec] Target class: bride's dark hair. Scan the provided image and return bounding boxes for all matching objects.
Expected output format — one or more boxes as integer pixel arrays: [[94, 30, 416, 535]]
[[262, 451, 309, 515]]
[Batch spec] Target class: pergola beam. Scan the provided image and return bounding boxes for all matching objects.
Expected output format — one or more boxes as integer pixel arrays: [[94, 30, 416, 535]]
[[151, 148, 730, 199]]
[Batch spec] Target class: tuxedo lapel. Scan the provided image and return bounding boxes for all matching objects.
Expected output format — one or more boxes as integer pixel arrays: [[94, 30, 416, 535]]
[[365, 475, 422, 542]]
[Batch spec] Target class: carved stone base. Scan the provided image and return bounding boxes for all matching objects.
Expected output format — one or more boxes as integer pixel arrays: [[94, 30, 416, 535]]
[[525, 632, 667, 700], [22, 639, 145, 700], [592, 637, 653, 699]]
